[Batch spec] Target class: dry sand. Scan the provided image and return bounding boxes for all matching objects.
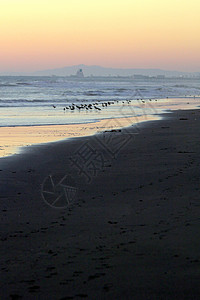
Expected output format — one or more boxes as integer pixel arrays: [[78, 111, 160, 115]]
[[0, 109, 200, 299]]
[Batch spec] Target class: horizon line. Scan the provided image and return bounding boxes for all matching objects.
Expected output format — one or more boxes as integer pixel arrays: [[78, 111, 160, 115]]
[[0, 64, 199, 75]]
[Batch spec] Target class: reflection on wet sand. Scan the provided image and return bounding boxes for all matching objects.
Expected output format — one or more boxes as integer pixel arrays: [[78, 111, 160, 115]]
[[0, 114, 159, 157], [0, 97, 199, 157]]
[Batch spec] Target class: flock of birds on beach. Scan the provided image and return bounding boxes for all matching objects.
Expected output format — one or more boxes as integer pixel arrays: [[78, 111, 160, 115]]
[[52, 98, 159, 112], [51, 94, 198, 112], [62, 101, 116, 111]]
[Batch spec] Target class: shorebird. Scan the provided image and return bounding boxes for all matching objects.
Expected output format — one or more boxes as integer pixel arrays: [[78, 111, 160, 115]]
[[94, 106, 101, 111]]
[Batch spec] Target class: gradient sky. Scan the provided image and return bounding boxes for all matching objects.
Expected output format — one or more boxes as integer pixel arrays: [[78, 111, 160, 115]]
[[0, 0, 199, 72]]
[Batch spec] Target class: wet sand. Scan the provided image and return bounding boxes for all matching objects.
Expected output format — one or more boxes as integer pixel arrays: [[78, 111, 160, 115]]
[[0, 96, 199, 158], [0, 109, 200, 299], [0, 114, 159, 157]]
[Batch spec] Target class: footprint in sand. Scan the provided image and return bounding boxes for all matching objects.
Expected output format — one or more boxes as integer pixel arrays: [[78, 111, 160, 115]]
[[88, 273, 106, 280], [103, 283, 113, 292], [9, 295, 22, 300], [75, 294, 88, 298], [28, 285, 40, 293]]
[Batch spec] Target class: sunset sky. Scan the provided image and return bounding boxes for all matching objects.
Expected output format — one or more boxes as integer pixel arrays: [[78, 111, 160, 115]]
[[0, 0, 199, 72]]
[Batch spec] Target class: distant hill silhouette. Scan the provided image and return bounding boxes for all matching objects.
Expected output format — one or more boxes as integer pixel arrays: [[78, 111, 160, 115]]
[[0, 64, 199, 77], [32, 64, 191, 77]]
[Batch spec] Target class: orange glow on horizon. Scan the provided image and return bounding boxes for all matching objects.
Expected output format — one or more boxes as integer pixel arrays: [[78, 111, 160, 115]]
[[0, 0, 200, 72]]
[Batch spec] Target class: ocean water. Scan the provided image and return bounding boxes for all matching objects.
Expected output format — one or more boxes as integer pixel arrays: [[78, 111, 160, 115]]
[[0, 76, 200, 127]]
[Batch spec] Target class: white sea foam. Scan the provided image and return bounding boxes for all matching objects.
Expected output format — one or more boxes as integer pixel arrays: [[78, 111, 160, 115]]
[[0, 76, 199, 126]]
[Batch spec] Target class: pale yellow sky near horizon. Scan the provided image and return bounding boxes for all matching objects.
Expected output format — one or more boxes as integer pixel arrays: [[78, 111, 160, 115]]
[[0, 0, 199, 72]]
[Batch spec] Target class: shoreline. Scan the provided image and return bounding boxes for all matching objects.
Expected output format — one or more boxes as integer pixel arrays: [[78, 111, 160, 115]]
[[0, 96, 200, 158], [1, 108, 200, 298], [0, 114, 160, 158]]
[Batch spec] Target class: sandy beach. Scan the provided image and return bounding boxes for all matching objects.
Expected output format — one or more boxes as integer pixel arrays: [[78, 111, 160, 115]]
[[1, 108, 200, 299], [0, 114, 159, 158], [0, 96, 199, 158]]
